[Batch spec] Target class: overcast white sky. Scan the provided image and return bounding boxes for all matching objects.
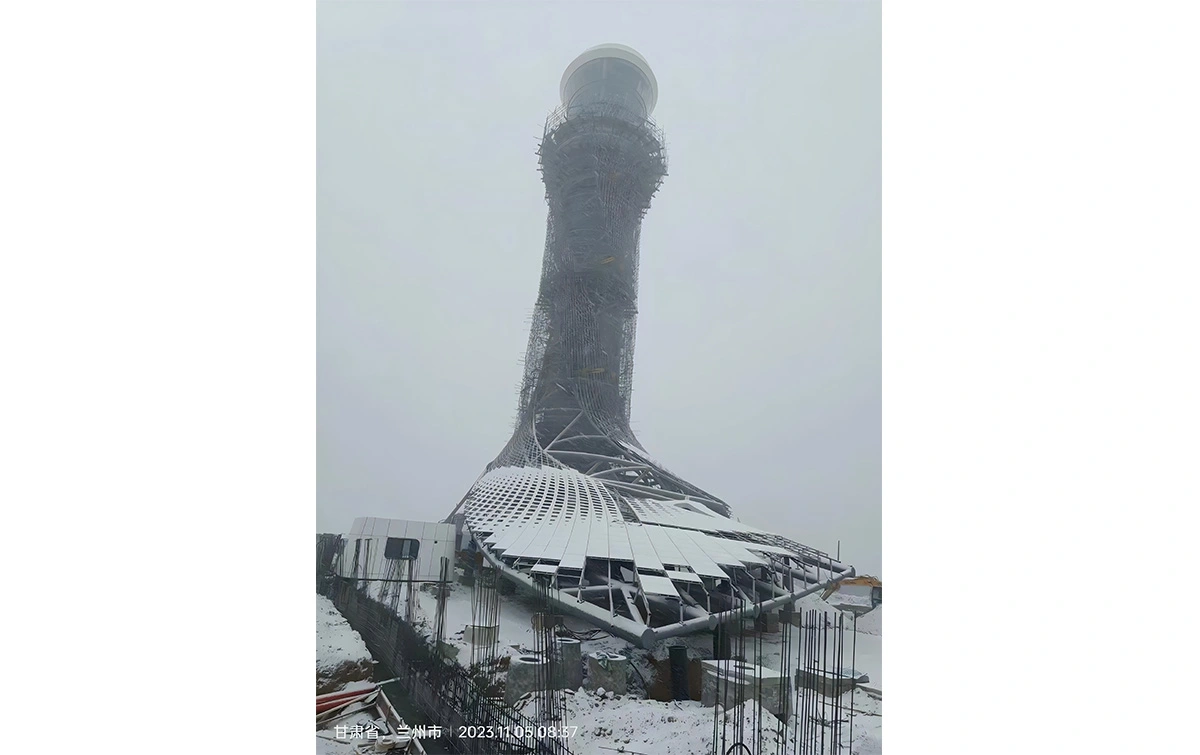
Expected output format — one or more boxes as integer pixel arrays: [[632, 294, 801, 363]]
[[317, 1, 881, 576]]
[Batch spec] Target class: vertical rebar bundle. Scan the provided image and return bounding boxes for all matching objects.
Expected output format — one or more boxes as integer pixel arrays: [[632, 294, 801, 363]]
[[707, 605, 861, 755], [470, 565, 502, 691], [433, 556, 450, 650], [530, 575, 568, 739]]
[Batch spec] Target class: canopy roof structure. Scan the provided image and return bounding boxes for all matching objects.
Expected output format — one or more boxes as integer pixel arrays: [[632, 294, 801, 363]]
[[459, 465, 852, 647]]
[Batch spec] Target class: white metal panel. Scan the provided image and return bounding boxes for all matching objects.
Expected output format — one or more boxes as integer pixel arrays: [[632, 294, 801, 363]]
[[500, 525, 547, 559], [560, 514, 590, 570], [606, 522, 635, 562], [624, 525, 664, 572], [665, 529, 728, 579], [627, 500, 765, 536], [744, 542, 796, 557], [700, 535, 769, 566], [559, 551, 587, 570], [490, 524, 527, 553], [638, 574, 681, 597], [694, 533, 763, 567], [584, 512, 611, 559], [666, 569, 703, 584], [519, 519, 569, 561], [539, 519, 575, 565], [644, 524, 686, 567]]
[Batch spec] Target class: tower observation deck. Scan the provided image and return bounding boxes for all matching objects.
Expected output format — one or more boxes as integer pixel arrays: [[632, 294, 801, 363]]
[[449, 45, 854, 648]]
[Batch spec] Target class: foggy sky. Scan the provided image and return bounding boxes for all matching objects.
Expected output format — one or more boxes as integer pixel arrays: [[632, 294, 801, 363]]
[[317, 1, 882, 576]]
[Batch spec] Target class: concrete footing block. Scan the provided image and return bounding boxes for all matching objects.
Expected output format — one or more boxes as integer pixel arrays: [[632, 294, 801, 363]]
[[701, 661, 789, 721], [795, 667, 867, 697], [585, 652, 628, 695], [505, 654, 549, 707]]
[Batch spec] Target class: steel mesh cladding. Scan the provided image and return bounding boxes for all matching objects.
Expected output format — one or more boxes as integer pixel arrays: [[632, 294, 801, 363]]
[[449, 45, 857, 650]]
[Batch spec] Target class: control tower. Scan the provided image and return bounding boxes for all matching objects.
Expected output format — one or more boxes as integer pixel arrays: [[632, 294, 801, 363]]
[[449, 45, 854, 648]]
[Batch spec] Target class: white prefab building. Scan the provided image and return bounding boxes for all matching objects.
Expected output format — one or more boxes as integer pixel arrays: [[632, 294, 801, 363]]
[[334, 518, 457, 593]]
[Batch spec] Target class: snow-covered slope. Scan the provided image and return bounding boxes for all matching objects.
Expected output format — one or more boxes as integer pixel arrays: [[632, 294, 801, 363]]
[[316, 594, 374, 694]]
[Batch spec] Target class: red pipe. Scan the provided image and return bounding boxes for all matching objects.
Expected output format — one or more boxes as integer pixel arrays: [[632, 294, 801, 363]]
[[317, 685, 377, 704], [316, 686, 376, 713], [317, 693, 373, 715]]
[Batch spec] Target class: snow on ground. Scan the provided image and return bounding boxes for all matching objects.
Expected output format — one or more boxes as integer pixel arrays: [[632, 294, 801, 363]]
[[317, 594, 374, 694], [518, 689, 722, 755], [852, 605, 882, 635], [415, 579, 634, 662], [315, 735, 356, 755], [316, 704, 393, 755], [317, 594, 371, 672], [514, 687, 880, 755], [415, 581, 882, 688], [401, 580, 882, 753], [317, 595, 385, 754], [841, 688, 883, 755]]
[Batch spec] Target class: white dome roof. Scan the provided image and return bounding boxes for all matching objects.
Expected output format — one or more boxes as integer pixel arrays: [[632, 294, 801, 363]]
[[559, 43, 659, 114]]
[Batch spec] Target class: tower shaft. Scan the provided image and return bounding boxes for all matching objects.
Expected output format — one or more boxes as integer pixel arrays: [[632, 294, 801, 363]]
[[525, 106, 665, 433]]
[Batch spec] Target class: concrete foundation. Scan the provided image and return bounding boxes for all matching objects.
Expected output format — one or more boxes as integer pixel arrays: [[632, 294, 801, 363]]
[[795, 667, 868, 697], [585, 652, 628, 695], [505, 654, 549, 706], [700, 661, 789, 721], [553, 638, 583, 690], [464, 624, 499, 646]]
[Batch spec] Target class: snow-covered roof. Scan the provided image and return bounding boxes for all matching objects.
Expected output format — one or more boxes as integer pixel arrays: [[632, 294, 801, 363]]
[[464, 467, 809, 575], [459, 465, 854, 645]]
